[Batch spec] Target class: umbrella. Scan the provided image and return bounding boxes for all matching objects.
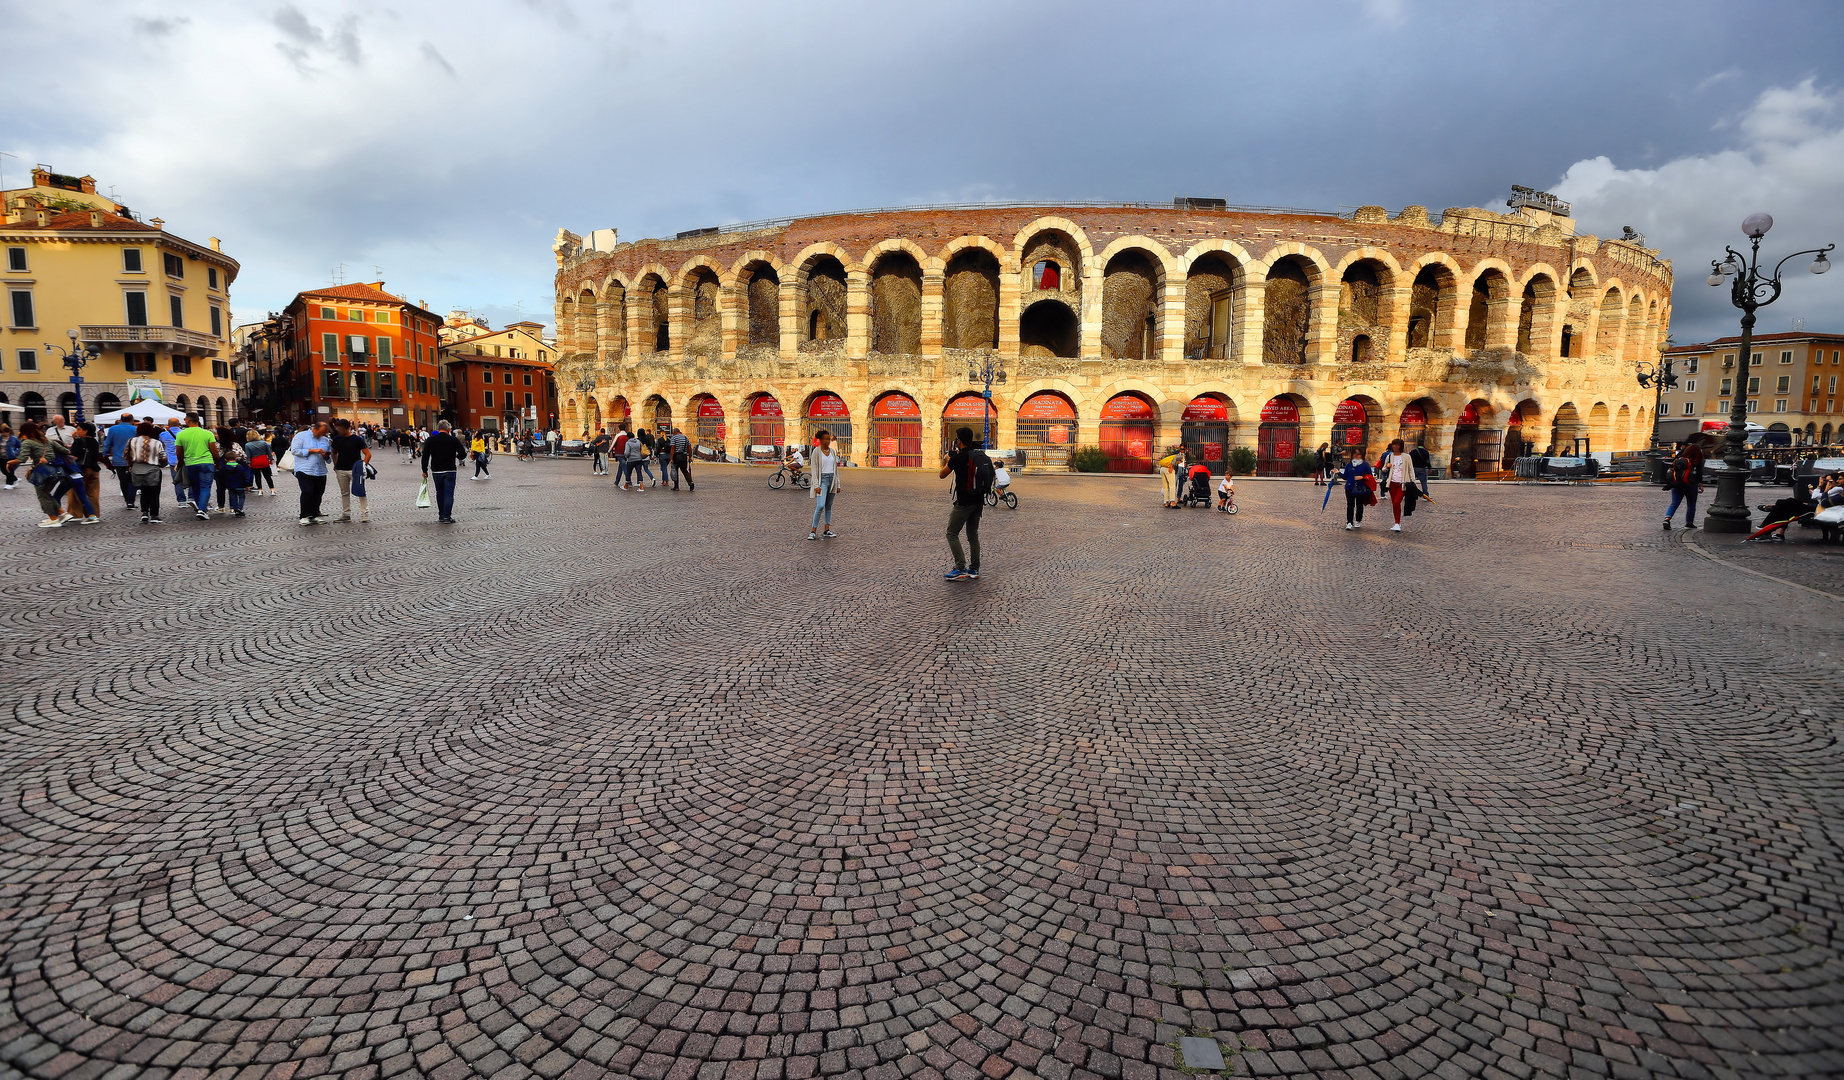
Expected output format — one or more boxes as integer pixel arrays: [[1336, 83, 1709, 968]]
[[91, 399, 188, 426]]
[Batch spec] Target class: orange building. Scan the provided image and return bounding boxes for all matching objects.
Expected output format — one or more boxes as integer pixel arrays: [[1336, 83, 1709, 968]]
[[438, 322, 559, 432], [280, 282, 443, 428]]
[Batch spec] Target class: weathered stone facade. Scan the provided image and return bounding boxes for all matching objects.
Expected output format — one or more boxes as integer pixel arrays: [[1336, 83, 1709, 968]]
[[551, 200, 1673, 473]]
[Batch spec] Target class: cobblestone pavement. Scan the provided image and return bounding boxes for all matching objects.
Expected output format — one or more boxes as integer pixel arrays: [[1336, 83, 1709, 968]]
[[2, 458, 1841, 1080]]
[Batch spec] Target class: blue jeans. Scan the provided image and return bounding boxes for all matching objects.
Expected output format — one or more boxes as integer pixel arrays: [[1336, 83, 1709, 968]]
[[431, 470, 457, 519], [631, 459, 654, 483], [657, 456, 674, 485], [810, 475, 837, 529], [228, 487, 246, 512], [185, 464, 214, 514], [1667, 488, 1698, 523], [1414, 467, 1429, 496], [171, 465, 188, 504]]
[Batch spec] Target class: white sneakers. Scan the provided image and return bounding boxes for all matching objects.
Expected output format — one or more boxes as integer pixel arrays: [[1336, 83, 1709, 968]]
[[1390, 523, 1402, 532], [1345, 523, 1353, 530]]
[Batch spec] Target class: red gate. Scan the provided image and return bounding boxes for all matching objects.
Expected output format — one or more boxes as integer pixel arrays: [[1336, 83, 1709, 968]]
[[1257, 397, 1300, 476], [870, 392, 922, 467], [1100, 394, 1156, 473]]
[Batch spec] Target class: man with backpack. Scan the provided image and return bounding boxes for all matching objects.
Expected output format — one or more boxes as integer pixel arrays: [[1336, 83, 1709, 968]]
[[939, 426, 991, 581], [1663, 441, 1702, 530], [669, 427, 694, 491]]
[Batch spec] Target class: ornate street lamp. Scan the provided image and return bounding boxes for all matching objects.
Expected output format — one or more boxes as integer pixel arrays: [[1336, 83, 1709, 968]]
[[967, 355, 1008, 449], [1635, 357, 1677, 454], [1700, 214, 1833, 533], [42, 328, 101, 422]]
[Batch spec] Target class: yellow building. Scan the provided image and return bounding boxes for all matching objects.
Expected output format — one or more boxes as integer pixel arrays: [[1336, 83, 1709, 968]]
[[1, 171, 239, 424]]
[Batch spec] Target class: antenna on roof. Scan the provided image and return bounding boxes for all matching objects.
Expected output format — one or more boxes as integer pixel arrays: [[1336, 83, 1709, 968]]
[[331, 262, 346, 285], [371, 264, 384, 281]]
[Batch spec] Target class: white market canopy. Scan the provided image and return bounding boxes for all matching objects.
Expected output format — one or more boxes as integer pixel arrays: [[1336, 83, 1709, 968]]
[[91, 399, 189, 426]]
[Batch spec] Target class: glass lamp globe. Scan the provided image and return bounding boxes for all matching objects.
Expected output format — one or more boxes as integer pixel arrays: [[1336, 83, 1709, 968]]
[[1742, 213, 1773, 238], [1707, 270, 1726, 286], [1813, 252, 1832, 275]]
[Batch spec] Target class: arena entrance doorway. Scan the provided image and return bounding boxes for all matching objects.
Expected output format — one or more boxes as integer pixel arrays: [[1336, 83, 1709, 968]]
[[1449, 400, 1499, 478], [748, 395, 785, 456], [1397, 402, 1426, 453], [1257, 397, 1301, 476], [1331, 399, 1370, 461], [805, 393, 852, 460], [1180, 395, 1230, 475], [942, 393, 992, 456], [1099, 393, 1157, 473], [693, 395, 726, 453], [645, 396, 671, 435], [1015, 392, 1076, 469], [870, 392, 923, 467]]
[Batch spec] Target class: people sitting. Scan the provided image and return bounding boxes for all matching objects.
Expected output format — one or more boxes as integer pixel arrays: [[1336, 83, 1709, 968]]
[[1749, 482, 1819, 542]]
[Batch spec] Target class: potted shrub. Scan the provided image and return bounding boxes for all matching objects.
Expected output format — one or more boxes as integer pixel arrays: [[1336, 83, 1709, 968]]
[[1072, 446, 1109, 472]]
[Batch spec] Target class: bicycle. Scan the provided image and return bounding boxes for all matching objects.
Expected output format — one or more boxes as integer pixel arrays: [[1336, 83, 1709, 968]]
[[983, 488, 1018, 509], [768, 466, 811, 490]]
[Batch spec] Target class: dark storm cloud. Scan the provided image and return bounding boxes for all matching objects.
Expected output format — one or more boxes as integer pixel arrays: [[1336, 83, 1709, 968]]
[[7, 0, 1841, 341]]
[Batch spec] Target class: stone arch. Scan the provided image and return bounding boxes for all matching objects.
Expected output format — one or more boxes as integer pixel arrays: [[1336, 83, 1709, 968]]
[[1406, 257, 1462, 350], [738, 259, 780, 349], [943, 247, 1001, 350], [1101, 246, 1167, 361], [1020, 299, 1078, 358], [598, 277, 627, 357], [1337, 256, 1394, 362], [1262, 254, 1316, 365], [861, 237, 931, 276], [1464, 264, 1513, 351], [1624, 294, 1645, 364], [575, 286, 597, 358], [1011, 216, 1096, 268], [1597, 287, 1625, 357], [797, 252, 848, 345], [556, 296, 576, 353], [1184, 250, 1243, 360], [1551, 401, 1587, 454], [636, 271, 671, 354], [1567, 264, 1599, 298], [1517, 272, 1558, 357], [1018, 226, 1084, 302], [939, 234, 1015, 277], [1588, 401, 1611, 450], [868, 248, 924, 355], [1615, 404, 1632, 450]]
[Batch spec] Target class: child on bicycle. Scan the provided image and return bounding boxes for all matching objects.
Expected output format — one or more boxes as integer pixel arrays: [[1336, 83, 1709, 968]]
[[992, 459, 1010, 498], [784, 444, 806, 482], [1216, 472, 1235, 513]]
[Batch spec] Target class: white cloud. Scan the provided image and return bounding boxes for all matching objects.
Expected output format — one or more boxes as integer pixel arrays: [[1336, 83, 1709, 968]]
[[1551, 79, 1844, 342]]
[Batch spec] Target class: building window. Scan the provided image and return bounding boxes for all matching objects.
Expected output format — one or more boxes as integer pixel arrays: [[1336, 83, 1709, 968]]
[[125, 353, 156, 373], [418, 375, 429, 394], [375, 311, 391, 323], [169, 295, 184, 328], [1780, 350, 1793, 364], [212, 359, 229, 379], [171, 356, 192, 375], [5, 247, 25, 272], [126, 292, 148, 326], [1718, 400, 1729, 413], [163, 253, 184, 278], [522, 372, 532, 385], [322, 332, 339, 360], [414, 343, 423, 362], [1747, 399, 1759, 412], [1684, 380, 1695, 393], [1832, 350, 1840, 364], [1816, 376, 1824, 393], [1774, 399, 1788, 412], [1751, 352, 1762, 365], [1681, 402, 1694, 416], [209, 306, 222, 337], [347, 335, 368, 358], [1685, 357, 1698, 373], [123, 249, 143, 272], [376, 337, 392, 366], [320, 306, 336, 319], [207, 267, 218, 289], [1831, 376, 1838, 393], [323, 370, 343, 397], [1776, 375, 1791, 393], [352, 371, 371, 397], [524, 392, 533, 408], [9, 290, 34, 327], [484, 390, 494, 407], [493, 345, 501, 356], [377, 372, 396, 398], [347, 309, 363, 321], [16, 348, 37, 372], [1748, 377, 1760, 394], [1720, 378, 1732, 395]]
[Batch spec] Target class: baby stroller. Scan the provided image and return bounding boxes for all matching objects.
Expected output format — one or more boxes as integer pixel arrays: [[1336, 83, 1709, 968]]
[[1181, 469, 1213, 507]]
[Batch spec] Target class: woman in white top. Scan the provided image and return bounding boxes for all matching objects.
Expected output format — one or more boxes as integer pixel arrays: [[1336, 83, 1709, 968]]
[[807, 430, 842, 539], [1384, 437, 1417, 531]]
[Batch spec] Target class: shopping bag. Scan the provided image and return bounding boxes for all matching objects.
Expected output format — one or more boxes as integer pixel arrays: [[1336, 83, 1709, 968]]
[[415, 479, 431, 508], [279, 450, 296, 472]]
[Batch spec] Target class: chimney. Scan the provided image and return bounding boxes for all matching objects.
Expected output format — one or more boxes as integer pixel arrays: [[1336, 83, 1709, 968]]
[[36, 207, 49, 226], [149, 217, 164, 229], [30, 167, 49, 188], [90, 211, 102, 228], [79, 175, 97, 194], [209, 237, 221, 252]]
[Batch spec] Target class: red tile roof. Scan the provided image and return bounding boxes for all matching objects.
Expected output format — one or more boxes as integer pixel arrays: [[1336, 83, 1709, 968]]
[[299, 283, 410, 304], [2, 209, 155, 232], [1667, 331, 1844, 351]]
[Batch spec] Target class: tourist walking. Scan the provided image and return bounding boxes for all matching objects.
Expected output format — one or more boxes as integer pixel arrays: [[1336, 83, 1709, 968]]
[[102, 412, 139, 509], [1157, 447, 1181, 508], [65, 422, 104, 523], [470, 432, 491, 480], [217, 437, 252, 517], [17, 422, 86, 527], [1339, 448, 1374, 529], [669, 427, 693, 490], [1662, 443, 1702, 530], [1410, 441, 1434, 500], [1383, 437, 1418, 532], [589, 430, 610, 475], [175, 414, 220, 521], [330, 419, 372, 521], [654, 430, 673, 488], [127, 422, 167, 523], [940, 426, 991, 580], [807, 429, 842, 540], [289, 420, 333, 525], [245, 430, 276, 496], [1314, 442, 1334, 486], [623, 427, 649, 490], [0, 424, 18, 488], [162, 419, 188, 510], [421, 420, 465, 523]]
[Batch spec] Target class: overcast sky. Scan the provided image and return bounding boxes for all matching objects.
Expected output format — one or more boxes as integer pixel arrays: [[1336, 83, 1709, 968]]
[[6, 0, 1841, 344]]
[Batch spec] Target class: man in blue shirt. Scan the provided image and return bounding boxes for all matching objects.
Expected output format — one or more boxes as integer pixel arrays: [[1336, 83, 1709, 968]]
[[100, 414, 139, 510], [289, 420, 334, 525], [159, 420, 186, 508]]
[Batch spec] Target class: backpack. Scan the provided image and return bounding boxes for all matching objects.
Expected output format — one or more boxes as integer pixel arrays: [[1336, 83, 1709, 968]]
[[971, 450, 995, 497], [1665, 456, 1693, 490]]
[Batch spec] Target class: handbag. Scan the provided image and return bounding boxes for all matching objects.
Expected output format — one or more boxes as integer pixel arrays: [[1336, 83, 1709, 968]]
[[279, 450, 296, 472], [364, 462, 378, 480], [251, 454, 271, 469], [415, 479, 431, 508]]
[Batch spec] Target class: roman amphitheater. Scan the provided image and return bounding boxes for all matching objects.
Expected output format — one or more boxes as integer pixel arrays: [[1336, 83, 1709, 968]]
[[550, 192, 1672, 475]]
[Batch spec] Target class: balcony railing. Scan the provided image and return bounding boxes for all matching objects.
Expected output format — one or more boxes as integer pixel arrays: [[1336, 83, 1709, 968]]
[[79, 325, 221, 356]]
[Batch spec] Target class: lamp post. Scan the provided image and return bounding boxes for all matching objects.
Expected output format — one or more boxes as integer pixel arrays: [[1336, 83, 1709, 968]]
[[1700, 214, 1833, 533], [967, 354, 1008, 449], [43, 328, 100, 422], [575, 373, 596, 435], [1635, 357, 1677, 446]]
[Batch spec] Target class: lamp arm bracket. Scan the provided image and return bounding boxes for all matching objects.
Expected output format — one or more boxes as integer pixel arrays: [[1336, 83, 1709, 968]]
[[1770, 243, 1836, 279]]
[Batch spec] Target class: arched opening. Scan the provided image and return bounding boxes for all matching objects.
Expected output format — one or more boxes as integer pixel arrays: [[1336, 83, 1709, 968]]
[[609, 396, 631, 431], [217, 398, 229, 425], [1019, 300, 1078, 358], [577, 288, 597, 357], [744, 263, 779, 349], [1466, 269, 1510, 351], [1015, 391, 1077, 469], [1517, 276, 1552, 355], [1588, 402, 1611, 453], [1822, 422, 1833, 446], [692, 394, 726, 452], [1338, 259, 1388, 362], [1102, 249, 1161, 360], [1021, 231, 1080, 299], [943, 248, 1000, 350], [1256, 396, 1303, 476], [1185, 252, 1239, 360], [601, 283, 626, 356], [942, 393, 992, 457], [557, 297, 575, 352], [1450, 399, 1499, 478], [1331, 398, 1372, 461], [1597, 289, 1624, 357], [1560, 324, 1576, 358], [1099, 392, 1158, 472], [21, 392, 45, 421], [1351, 334, 1372, 363], [1031, 260, 1061, 291], [746, 393, 785, 456], [686, 268, 721, 359], [1504, 400, 1539, 466], [174, 394, 190, 417], [870, 251, 923, 355], [1625, 296, 1645, 364], [869, 392, 922, 467], [95, 393, 121, 414], [643, 275, 670, 353], [1180, 394, 1232, 475], [644, 394, 670, 434], [805, 392, 852, 460], [1399, 398, 1438, 452], [563, 398, 579, 425], [1262, 256, 1312, 365], [1551, 402, 1587, 456], [1568, 267, 1595, 300], [587, 398, 602, 434], [802, 256, 847, 346], [1407, 265, 1456, 350]]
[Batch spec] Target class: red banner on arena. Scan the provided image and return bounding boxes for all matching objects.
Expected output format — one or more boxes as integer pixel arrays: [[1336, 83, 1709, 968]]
[[1333, 400, 1367, 424], [749, 396, 782, 418], [1018, 392, 1077, 420], [1460, 402, 1481, 425], [1260, 398, 1299, 423], [872, 393, 920, 418], [807, 393, 850, 419], [1400, 403, 1426, 425], [1183, 396, 1228, 422], [1101, 394, 1155, 420], [696, 397, 725, 419], [943, 395, 990, 419]]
